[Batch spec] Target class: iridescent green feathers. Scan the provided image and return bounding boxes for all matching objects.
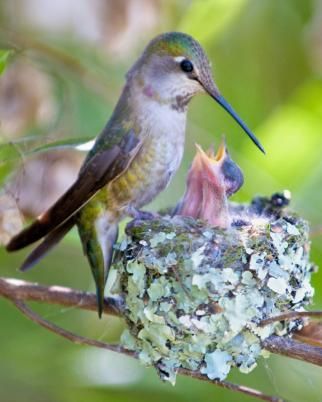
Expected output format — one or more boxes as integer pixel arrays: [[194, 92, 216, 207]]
[[147, 32, 208, 61], [127, 32, 213, 87]]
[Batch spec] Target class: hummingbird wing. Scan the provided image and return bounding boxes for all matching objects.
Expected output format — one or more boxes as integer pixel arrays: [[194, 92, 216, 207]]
[[6, 129, 143, 251]]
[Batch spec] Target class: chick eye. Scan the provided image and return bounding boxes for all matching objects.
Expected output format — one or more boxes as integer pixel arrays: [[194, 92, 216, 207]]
[[180, 59, 194, 73]]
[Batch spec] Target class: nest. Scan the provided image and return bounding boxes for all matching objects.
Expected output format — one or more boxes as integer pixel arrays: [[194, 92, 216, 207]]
[[111, 193, 315, 384]]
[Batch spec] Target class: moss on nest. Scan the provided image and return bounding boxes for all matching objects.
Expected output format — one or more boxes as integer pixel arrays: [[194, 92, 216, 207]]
[[111, 193, 315, 384]]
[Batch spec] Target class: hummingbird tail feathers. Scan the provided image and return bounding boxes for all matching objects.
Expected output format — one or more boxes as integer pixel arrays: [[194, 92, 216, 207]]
[[6, 217, 51, 251], [20, 218, 75, 272], [78, 217, 119, 318]]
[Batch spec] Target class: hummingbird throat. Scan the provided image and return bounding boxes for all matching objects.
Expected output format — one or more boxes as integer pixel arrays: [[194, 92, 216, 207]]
[[137, 70, 194, 113]]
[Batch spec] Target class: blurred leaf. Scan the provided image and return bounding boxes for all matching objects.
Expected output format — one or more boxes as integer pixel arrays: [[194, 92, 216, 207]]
[[31, 135, 95, 154], [0, 142, 22, 185], [0, 137, 90, 193], [178, 0, 247, 43], [236, 79, 322, 197], [0, 134, 93, 185], [0, 49, 13, 75]]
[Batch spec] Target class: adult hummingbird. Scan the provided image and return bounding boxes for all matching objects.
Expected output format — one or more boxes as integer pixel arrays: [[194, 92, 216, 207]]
[[175, 140, 244, 228], [6, 32, 264, 317]]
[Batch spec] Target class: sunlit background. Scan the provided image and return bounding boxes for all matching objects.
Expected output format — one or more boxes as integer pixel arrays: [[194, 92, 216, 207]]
[[0, 1, 322, 401]]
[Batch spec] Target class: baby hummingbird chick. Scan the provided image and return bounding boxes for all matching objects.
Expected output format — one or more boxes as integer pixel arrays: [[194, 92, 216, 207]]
[[176, 140, 243, 228]]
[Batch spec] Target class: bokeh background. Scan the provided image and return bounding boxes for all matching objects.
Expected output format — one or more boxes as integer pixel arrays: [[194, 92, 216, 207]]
[[1, 1, 322, 401]]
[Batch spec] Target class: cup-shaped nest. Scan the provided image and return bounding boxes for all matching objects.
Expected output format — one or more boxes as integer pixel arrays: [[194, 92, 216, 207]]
[[111, 193, 315, 384]]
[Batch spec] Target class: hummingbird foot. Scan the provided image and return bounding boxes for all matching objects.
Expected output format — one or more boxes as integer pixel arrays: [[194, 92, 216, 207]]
[[126, 206, 159, 234], [126, 206, 159, 221]]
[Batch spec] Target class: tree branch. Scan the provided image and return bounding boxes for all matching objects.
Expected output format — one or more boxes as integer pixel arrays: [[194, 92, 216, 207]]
[[262, 335, 322, 366], [0, 277, 124, 315], [8, 296, 282, 402], [260, 311, 322, 326], [12, 298, 131, 355], [1, 276, 322, 402], [1, 276, 321, 367]]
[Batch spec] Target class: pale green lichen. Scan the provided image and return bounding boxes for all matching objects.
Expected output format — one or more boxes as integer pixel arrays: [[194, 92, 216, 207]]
[[201, 350, 231, 380], [111, 193, 315, 384]]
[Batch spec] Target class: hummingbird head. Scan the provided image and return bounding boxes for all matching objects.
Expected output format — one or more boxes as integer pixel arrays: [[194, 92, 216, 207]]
[[128, 32, 264, 153]]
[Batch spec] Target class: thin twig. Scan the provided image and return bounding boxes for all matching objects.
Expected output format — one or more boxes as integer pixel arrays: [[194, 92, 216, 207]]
[[0, 277, 123, 315], [260, 311, 322, 326], [12, 299, 132, 356], [178, 368, 283, 402], [9, 297, 281, 402]]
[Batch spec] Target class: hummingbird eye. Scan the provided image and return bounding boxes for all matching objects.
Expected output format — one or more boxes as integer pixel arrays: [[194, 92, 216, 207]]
[[180, 59, 194, 73]]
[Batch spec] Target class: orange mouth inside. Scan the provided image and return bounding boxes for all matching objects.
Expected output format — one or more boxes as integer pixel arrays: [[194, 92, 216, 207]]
[[214, 140, 226, 162]]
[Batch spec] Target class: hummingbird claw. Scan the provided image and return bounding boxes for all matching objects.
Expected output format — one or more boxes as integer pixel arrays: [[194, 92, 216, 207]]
[[126, 208, 160, 236], [126, 206, 158, 221]]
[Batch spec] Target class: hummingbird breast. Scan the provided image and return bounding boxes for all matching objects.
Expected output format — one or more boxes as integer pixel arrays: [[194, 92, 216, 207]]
[[107, 106, 186, 214]]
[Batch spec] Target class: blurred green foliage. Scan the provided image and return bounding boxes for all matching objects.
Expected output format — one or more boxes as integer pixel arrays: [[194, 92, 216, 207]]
[[0, 49, 13, 75], [1, 1, 322, 401]]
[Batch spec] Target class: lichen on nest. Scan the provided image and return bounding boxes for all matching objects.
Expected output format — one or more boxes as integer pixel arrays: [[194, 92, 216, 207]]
[[111, 192, 315, 384]]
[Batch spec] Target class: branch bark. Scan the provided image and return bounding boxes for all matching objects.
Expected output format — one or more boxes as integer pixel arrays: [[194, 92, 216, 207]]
[[5, 293, 282, 402], [1, 276, 321, 367], [0, 276, 123, 315], [1, 276, 321, 402]]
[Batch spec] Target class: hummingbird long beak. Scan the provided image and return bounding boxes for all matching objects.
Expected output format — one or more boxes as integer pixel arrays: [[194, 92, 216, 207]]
[[201, 81, 265, 154]]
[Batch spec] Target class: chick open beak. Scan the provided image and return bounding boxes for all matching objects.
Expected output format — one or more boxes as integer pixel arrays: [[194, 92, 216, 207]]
[[195, 140, 244, 196], [194, 139, 227, 171], [177, 141, 243, 227], [213, 139, 226, 162]]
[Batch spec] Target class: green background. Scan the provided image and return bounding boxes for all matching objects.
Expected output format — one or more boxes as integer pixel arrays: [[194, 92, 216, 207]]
[[1, 1, 322, 401]]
